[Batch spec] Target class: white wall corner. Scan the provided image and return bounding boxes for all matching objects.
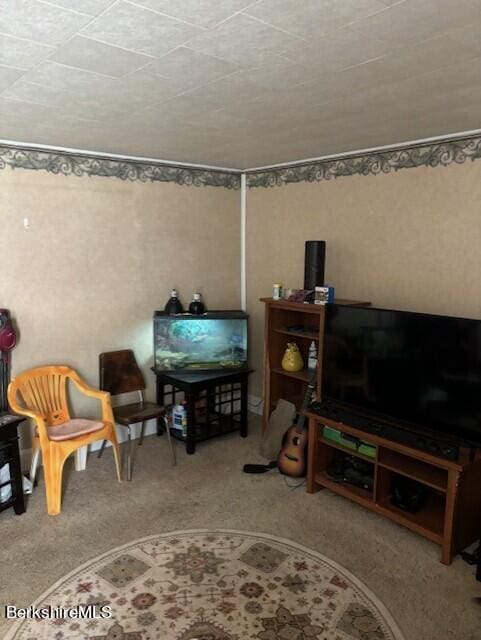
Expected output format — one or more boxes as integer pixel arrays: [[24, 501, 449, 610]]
[[241, 172, 247, 311]]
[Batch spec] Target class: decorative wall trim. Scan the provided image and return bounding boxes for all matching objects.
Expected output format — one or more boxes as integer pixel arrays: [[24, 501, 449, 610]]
[[246, 135, 481, 188], [0, 145, 241, 189]]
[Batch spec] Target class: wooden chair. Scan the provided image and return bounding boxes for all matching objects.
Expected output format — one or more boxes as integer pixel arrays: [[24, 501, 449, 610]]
[[7, 365, 121, 516], [97, 349, 175, 480]]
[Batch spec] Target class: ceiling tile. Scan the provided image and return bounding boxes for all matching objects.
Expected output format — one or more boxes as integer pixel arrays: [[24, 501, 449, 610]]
[[186, 13, 304, 65], [115, 69, 195, 103], [446, 23, 481, 58], [0, 65, 24, 92], [81, 0, 203, 57], [0, 96, 59, 123], [147, 46, 239, 84], [23, 61, 117, 93], [43, 0, 116, 16], [0, 80, 73, 106], [132, 0, 254, 28], [350, 0, 481, 47], [0, 33, 54, 69], [149, 92, 226, 118], [50, 35, 154, 78], [282, 26, 392, 71], [244, 0, 386, 38], [231, 59, 319, 90], [180, 74, 262, 109], [367, 34, 481, 83], [0, 0, 91, 46]]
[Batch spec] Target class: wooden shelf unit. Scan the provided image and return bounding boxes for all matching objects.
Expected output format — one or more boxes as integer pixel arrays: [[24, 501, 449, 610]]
[[306, 412, 481, 564], [261, 297, 370, 427]]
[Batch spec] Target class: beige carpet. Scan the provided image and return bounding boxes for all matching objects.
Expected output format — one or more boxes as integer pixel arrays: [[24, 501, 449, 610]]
[[0, 415, 480, 640]]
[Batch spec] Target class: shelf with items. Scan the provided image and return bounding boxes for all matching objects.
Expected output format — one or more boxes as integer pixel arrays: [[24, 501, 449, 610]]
[[375, 465, 445, 543], [306, 412, 481, 564], [261, 297, 370, 434], [315, 470, 374, 506], [318, 435, 376, 464]]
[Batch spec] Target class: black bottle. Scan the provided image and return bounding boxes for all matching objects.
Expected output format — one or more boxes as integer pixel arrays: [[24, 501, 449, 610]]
[[164, 289, 184, 314], [188, 293, 205, 315]]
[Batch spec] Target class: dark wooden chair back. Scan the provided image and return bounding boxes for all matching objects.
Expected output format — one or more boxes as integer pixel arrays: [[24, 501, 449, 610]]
[[99, 350, 146, 396]]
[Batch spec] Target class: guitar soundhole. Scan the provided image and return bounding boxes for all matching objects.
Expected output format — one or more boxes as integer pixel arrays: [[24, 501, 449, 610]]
[[293, 436, 299, 445]]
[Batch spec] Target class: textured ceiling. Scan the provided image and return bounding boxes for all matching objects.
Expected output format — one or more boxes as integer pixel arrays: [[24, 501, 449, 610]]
[[1, 0, 481, 169]]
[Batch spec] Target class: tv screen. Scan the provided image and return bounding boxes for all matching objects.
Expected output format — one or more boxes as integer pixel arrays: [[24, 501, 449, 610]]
[[322, 305, 481, 446], [154, 311, 248, 372]]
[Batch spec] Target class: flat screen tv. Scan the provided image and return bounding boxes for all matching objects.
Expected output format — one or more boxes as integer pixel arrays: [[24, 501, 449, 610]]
[[322, 305, 481, 446], [153, 311, 248, 372]]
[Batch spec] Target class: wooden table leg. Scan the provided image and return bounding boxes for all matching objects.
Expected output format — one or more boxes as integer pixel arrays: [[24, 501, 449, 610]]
[[186, 392, 196, 455], [441, 469, 461, 565], [307, 418, 323, 494]]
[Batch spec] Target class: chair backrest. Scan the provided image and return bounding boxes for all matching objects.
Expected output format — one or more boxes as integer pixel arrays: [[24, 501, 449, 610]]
[[99, 350, 145, 396], [8, 365, 73, 425]]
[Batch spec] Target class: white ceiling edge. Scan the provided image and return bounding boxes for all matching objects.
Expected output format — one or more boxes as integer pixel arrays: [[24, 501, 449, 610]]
[[244, 128, 481, 172], [0, 138, 243, 174]]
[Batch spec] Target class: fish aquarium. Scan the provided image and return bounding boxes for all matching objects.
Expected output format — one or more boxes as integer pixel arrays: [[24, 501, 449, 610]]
[[153, 311, 248, 372]]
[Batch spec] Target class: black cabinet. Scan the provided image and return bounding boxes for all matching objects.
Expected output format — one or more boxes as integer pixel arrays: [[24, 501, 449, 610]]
[[153, 368, 251, 455], [0, 415, 26, 515]]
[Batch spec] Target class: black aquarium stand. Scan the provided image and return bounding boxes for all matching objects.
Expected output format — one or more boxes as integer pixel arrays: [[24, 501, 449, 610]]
[[152, 368, 251, 454], [0, 415, 26, 515]]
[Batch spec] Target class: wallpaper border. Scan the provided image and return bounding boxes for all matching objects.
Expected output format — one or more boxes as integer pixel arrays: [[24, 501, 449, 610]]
[[246, 135, 481, 188], [0, 145, 241, 189]]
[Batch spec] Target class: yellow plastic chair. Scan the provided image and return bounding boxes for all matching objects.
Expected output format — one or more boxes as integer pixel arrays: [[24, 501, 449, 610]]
[[8, 365, 121, 515]]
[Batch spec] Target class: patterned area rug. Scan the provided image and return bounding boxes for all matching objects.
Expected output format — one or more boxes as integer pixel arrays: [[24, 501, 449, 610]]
[[5, 529, 404, 640]]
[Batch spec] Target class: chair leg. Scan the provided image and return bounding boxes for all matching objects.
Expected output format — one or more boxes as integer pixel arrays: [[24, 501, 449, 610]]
[[44, 455, 63, 516], [164, 416, 176, 466], [29, 445, 40, 484], [126, 425, 133, 481], [139, 421, 146, 446], [109, 436, 122, 483], [97, 439, 107, 458]]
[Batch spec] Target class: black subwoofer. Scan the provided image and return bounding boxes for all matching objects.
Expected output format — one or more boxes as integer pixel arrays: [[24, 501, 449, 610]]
[[304, 240, 326, 290]]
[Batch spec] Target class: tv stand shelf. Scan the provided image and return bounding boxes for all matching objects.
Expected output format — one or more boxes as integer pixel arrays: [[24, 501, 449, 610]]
[[306, 412, 481, 564]]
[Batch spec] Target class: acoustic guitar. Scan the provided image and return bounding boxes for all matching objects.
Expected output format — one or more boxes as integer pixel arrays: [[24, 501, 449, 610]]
[[277, 368, 317, 477]]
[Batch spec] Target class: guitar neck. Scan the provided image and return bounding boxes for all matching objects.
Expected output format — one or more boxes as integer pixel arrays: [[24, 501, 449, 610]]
[[295, 369, 317, 432]]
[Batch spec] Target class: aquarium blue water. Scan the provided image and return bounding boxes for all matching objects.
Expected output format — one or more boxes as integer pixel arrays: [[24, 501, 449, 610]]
[[154, 313, 248, 371]]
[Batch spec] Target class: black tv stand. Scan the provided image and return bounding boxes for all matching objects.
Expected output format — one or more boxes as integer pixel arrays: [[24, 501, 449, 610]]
[[309, 401, 460, 461]]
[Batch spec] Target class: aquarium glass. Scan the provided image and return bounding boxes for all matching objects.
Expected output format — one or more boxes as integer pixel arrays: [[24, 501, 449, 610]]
[[154, 314, 248, 371]]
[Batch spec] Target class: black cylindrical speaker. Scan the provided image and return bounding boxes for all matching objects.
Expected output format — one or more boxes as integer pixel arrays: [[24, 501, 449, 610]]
[[304, 241, 326, 290]]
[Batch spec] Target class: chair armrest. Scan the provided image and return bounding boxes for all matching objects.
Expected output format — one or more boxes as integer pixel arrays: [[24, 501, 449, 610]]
[[69, 371, 115, 424], [6, 390, 49, 444]]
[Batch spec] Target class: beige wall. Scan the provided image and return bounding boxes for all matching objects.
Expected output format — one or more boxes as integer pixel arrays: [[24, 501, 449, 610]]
[[2, 168, 240, 420], [246, 161, 481, 396]]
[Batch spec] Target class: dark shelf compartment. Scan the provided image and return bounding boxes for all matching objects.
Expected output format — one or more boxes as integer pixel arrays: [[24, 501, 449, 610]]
[[376, 493, 445, 543], [315, 470, 374, 506], [378, 448, 448, 493], [169, 412, 241, 444], [273, 328, 319, 341]]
